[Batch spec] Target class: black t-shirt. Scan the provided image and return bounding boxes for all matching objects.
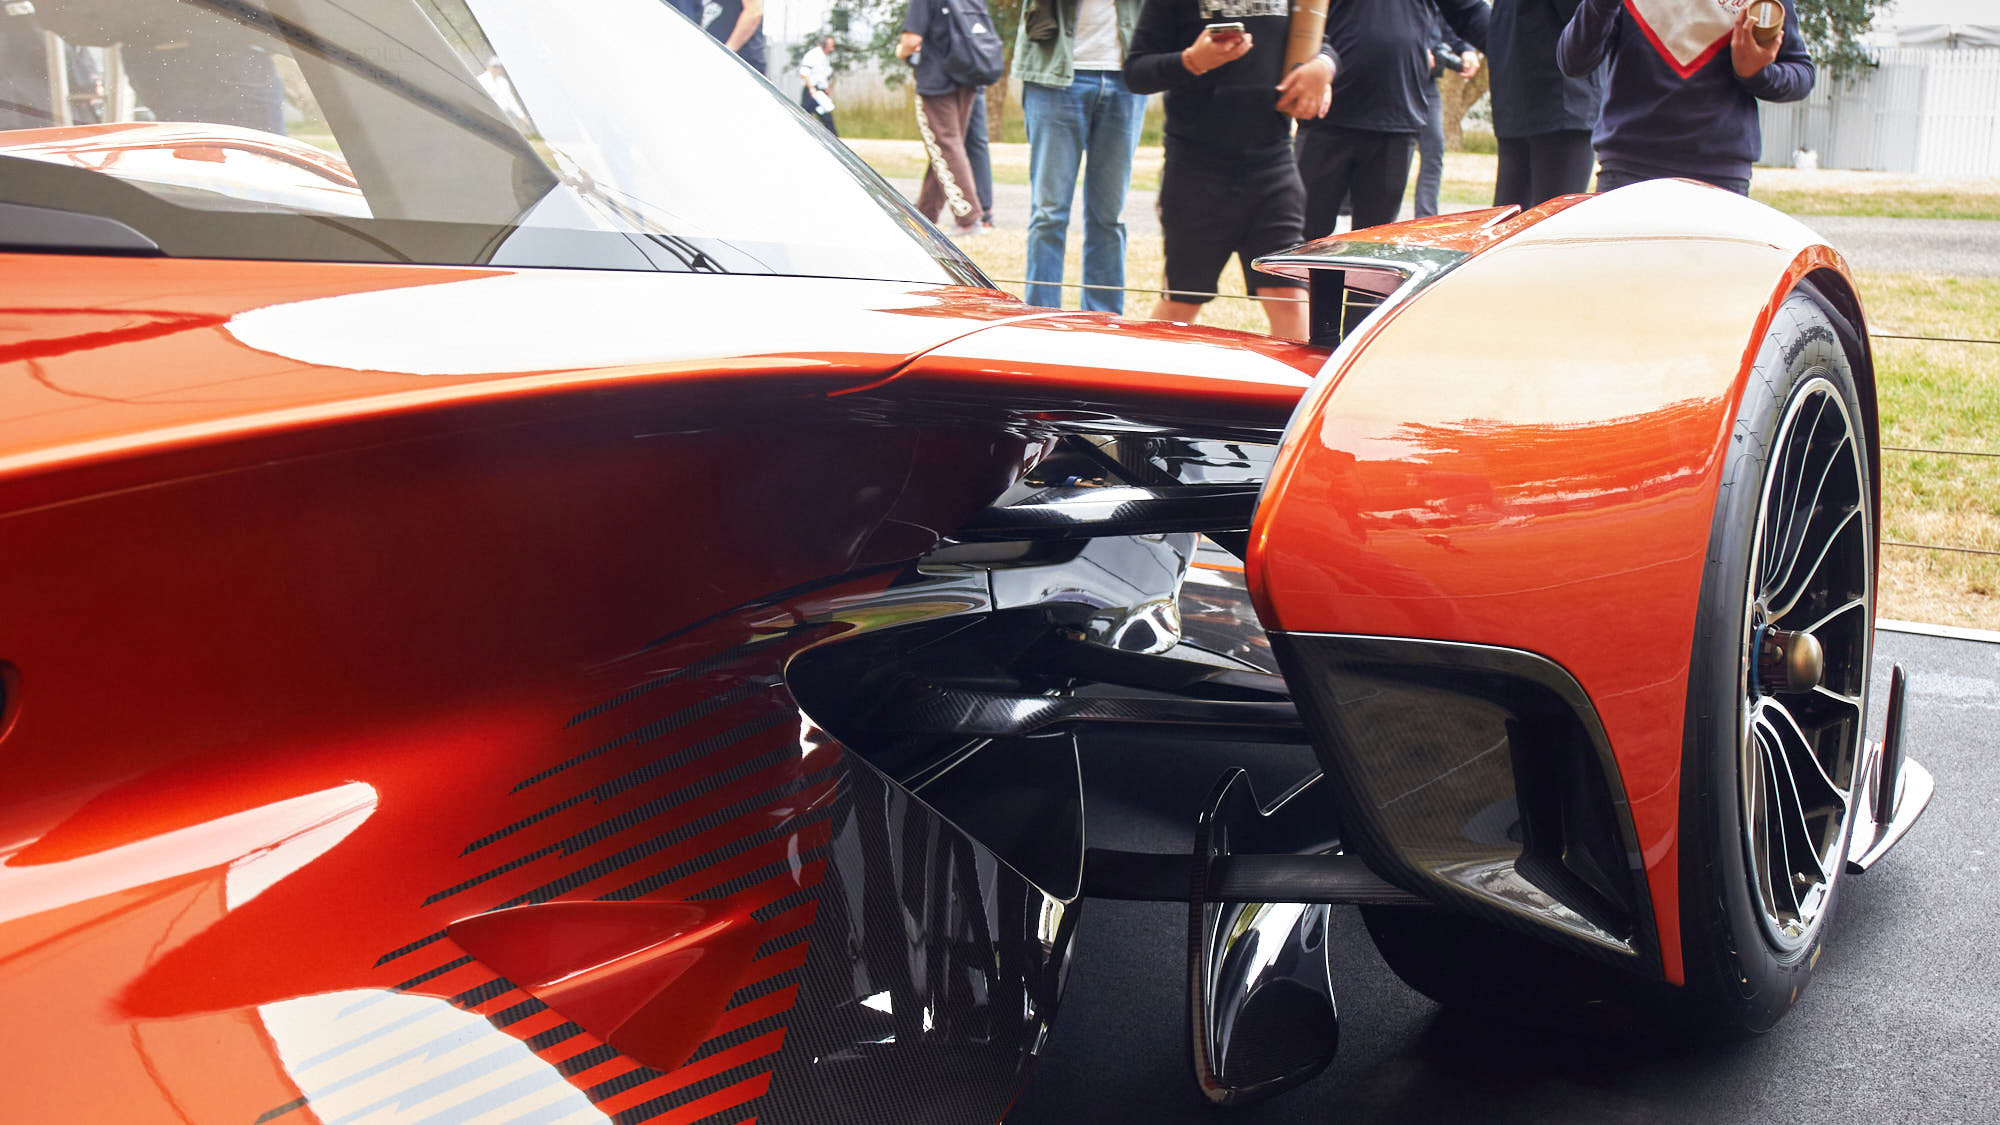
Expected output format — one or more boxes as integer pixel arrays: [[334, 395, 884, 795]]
[[1124, 0, 1335, 167], [704, 0, 767, 72], [1305, 0, 1488, 135]]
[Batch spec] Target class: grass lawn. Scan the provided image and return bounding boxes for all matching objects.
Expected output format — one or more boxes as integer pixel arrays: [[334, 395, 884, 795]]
[[942, 217, 2000, 630], [849, 136, 2000, 222]]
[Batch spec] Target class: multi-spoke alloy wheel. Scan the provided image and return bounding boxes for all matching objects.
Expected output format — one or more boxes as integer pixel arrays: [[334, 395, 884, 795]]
[[1740, 377, 1872, 952]]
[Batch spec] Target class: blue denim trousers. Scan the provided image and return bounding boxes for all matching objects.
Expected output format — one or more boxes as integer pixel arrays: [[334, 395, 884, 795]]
[[1021, 70, 1146, 313]]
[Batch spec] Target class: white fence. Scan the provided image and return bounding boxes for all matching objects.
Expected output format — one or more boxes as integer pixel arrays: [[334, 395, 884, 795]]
[[1760, 47, 2000, 176]]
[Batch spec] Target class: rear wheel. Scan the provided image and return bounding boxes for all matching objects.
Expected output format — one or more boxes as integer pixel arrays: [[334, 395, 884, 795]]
[[1362, 289, 1873, 1036]]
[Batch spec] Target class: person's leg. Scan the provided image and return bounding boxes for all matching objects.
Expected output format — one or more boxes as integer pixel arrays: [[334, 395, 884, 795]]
[[1023, 79, 1086, 309], [1078, 71, 1147, 315], [1348, 131, 1415, 230], [1296, 126, 1356, 240], [1530, 129, 1595, 200], [1494, 135, 1530, 208], [966, 89, 995, 224], [1414, 81, 1445, 218], [1257, 288, 1307, 340], [1243, 157, 1309, 340], [915, 87, 981, 227], [1155, 157, 1238, 327], [915, 94, 944, 220]]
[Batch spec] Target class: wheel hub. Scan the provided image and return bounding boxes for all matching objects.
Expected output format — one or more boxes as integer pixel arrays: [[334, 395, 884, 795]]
[[1756, 627, 1825, 694]]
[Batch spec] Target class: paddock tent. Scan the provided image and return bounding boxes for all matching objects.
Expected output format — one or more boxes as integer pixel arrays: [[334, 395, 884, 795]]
[[1883, 0, 2000, 48]]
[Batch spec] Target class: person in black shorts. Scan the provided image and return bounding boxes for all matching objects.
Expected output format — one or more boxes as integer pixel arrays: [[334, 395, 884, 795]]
[[1124, 0, 1336, 340]]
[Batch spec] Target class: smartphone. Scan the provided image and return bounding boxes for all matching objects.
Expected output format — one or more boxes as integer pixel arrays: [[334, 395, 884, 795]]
[[1206, 20, 1245, 41]]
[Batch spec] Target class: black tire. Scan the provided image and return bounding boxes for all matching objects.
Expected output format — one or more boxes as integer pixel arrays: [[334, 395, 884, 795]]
[[1362, 288, 1874, 1038]]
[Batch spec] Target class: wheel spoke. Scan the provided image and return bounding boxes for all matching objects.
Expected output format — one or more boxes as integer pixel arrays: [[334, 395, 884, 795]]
[[1764, 431, 1852, 608], [1811, 684, 1862, 709], [1766, 701, 1848, 810], [1756, 739, 1804, 918], [1766, 503, 1861, 622], [1799, 595, 1867, 636], [1767, 726, 1831, 886], [1762, 395, 1833, 590]]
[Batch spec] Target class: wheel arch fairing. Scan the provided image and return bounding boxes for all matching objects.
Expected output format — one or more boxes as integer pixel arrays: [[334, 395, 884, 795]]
[[1245, 180, 1876, 985]]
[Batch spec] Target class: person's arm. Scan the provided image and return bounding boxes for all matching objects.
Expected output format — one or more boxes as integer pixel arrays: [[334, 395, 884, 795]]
[[898, 0, 928, 59], [1126, 0, 1226, 94], [1732, 6, 1814, 101], [1433, 0, 1488, 52], [724, 0, 763, 52], [1557, 0, 1619, 77]]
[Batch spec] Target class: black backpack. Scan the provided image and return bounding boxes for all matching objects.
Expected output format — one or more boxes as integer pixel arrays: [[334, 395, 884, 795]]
[[939, 0, 1004, 87]]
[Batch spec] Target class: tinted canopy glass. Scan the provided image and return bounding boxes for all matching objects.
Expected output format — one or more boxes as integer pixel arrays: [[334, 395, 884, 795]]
[[0, 0, 981, 284]]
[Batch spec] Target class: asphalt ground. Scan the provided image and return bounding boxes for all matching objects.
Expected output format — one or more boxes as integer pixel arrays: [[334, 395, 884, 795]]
[[1009, 625, 1998, 1124], [895, 178, 2000, 278]]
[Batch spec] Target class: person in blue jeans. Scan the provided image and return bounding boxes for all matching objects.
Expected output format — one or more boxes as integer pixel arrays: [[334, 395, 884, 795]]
[[1013, 0, 1148, 313]]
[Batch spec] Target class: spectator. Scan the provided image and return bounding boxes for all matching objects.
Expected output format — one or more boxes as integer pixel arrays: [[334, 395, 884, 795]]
[[1296, 0, 1488, 236], [1558, 0, 1813, 194], [1414, 22, 1478, 218], [1013, 0, 1148, 312], [705, 0, 767, 73], [799, 33, 838, 133], [967, 88, 997, 229], [898, 0, 1001, 236], [1489, 0, 1600, 208], [1124, 1, 1336, 340]]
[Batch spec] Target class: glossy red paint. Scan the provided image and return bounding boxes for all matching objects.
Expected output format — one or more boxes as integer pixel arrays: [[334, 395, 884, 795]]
[[0, 247, 1319, 1122], [1247, 180, 1869, 984], [852, 309, 1325, 434], [0, 254, 1036, 512]]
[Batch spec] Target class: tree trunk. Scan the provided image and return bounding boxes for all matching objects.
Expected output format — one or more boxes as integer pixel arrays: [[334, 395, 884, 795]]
[[1438, 68, 1489, 150], [988, 0, 1023, 140]]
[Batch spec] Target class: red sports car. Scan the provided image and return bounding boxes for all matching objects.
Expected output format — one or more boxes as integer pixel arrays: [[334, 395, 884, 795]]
[[0, 0, 1930, 1121]]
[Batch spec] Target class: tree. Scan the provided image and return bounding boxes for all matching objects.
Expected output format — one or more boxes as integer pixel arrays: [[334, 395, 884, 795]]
[[1438, 68, 1489, 151], [1796, 0, 1892, 79]]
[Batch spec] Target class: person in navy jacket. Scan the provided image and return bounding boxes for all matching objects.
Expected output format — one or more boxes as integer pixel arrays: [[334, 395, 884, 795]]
[[1559, 0, 1814, 194], [1488, 0, 1602, 208]]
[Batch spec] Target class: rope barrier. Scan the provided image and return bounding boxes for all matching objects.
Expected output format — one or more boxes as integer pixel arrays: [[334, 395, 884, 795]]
[[988, 281, 2000, 343], [1884, 445, 2000, 459], [1869, 333, 2000, 346], [987, 278, 1307, 303], [1885, 541, 2000, 558]]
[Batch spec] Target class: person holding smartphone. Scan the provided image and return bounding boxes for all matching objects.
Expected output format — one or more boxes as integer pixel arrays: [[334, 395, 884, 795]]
[[1124, 0, 1337, 340]]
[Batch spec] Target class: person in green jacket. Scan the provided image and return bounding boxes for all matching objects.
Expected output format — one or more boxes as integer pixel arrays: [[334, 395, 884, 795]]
[[1013, 0, 1148, 312]]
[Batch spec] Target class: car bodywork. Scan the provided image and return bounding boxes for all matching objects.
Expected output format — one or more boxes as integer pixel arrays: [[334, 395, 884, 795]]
[[0, 2, 1930, 1122]]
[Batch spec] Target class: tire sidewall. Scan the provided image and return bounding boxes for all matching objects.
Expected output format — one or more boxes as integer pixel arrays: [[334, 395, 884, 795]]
[[1678, 290, 1870, 1033]]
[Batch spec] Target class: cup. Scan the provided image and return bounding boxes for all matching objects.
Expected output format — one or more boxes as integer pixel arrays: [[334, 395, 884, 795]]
[[1747, 0, 1785, 46]]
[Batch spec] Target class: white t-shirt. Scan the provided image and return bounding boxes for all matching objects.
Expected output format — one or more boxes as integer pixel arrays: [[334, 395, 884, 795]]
[[799, 44, 833, 90], [1071, 0, 1121, 70]]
